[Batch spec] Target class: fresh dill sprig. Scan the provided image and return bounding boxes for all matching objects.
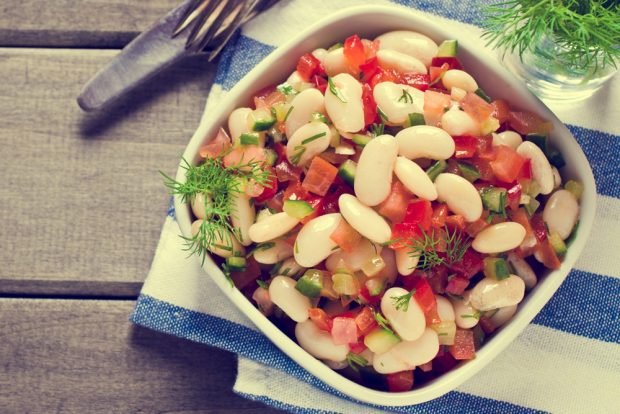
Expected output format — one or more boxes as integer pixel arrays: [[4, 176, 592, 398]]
[[398, 88, 414, 103], [480, 0, 620, 70], [373, 311, 395, 335], [346, 352, 368, 372], [408, 225, 472, 271], [444, 225, 471, 265], [328, 77, 348, 103], [370, 123, 385, 137], [391, 290, 415, 311], [161, 154, 271, 265]]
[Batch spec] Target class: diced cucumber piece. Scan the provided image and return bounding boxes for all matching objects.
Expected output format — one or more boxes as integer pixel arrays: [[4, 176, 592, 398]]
[[338, 159, 357, 186], [524, 197, 540, 216], [480, 187, 507, 213], [472, 324, 486, 350], [250, 108, 276, 132], [564, 180, 583, 200], [352, 133, 372, 147], [295, 269, 324, 298], [457, 162, 480, 182], [364, 327, 401, 354], [483, 257, 511, 280], [239, 132, 260, 146], [283, 199, 314, 219], [437, 39, 458, 57], [272, 103, 290, 123], [226, 256, 247, 272], [406, 112, 425, 127], [474, 88, 492, 103], [565, 220, 580, 247], [548, 231, 567, 257], [431, 321, 457, 345], [426, 160, 447, 181]]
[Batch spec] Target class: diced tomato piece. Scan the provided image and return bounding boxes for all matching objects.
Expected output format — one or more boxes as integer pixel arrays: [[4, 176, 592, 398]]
[[362, 39, 380, 58], [386, 370, 414, 392], [537, 239, 562, 270], [377, 180, 412, 224], [275, 160, 302, 182], [283, 181, 309, 201], [403, 199, 433, 231], [254, 89, 286, 110], [390, 223, 423, 249], [343, 34, 366, 75], [369, 67, 400, 89], [448, 248, 484, 279], [517, 159, 533, 180], [453, 135, 479, 159], [509, 111, 553, 135], [349, 341, 367, 354], [361, 83, 378, 126], [229, 257, 261, 290], [354, 307, 377, 336], [301, 196, 325, 224], [296, 53, 324, 82], [461, 92, 494, 124], [302, 157, 338, 196], [530, 213, 548, 243], [223, 145, 266, 169], [490, 145, 526, 183], [491, 99, 511, 124], [253, 169, 278, 203], [312, 74, 328, 94], [449, 329, 476, 360], [479, 316, 497, 334], [331, 317, 358, 345], [424, 265, 449, 294], [445, 215, 466, 231], [308, 308, 333, 332], [199, 127, 232, 158], [358, 285, 381, 306], [359, 57, 379, 83], [466, 218, 490, 238], [429, 63, 450, 84], [431, 56, 463, 70], [432, 350, 458, 373], [475, 135, 494, 157], [410, 277, 440, 325], [423, 90, 451, 126], [445, 275, 469, 295], [506, 183, 522, 210], [399, 72, 430, 92], [470, 157, 495, 182], [330, 219, 362, 252], [431, 204, 449, 228]]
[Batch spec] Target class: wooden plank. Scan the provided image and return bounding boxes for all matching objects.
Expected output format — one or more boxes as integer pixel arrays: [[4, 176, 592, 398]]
[[0, 0, 180, 47], [0, 48, 216, 296], [0, 299, 283, 413]]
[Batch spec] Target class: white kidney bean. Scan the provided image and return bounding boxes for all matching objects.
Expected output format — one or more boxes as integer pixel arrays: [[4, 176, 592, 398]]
[[376, 49, 427, 74], [469, 275, 525, 311], [552, 166, 562, 189], [373, 328, 439, 374], [451, 86, 467, 101], [373, 82, 424, 125], [395, 125, 455, 160], [354, 135, 398, 206], [516, 141, 554, 195], [376, 31, 438, 67], [435, 295, 455, 322], [543, 189, 580, 240], [228, 107, 252, 144], [441, 69, 478, 92], [376, 248, 398, 286], [295, 319, 350, 362], [441, 107, 479, 136], [294, 213, 342, 267], [488, 305, 518, 329], [435, 173, 483, 222], [325, 238, 382, 273], [338, 194, 392, 244], [278, 257, 306, 278], [191, 220, 244, 258], [324, 73, 364, 133], [285, 88, 325, 137], [312, 47, 328, 62], [286, 71, 313, 92], [322, 47, 348, 77], [394, 156, 438, 201], [450, 291, 480, 329], [248, 212, 300, 243], [507, 252, 537, 290], [381, 287, 426, 341], [230, 190, 255, 246], [395, 247, 418, 276], [285, 121, 331, 166], [191, 192, 212, 219], [492, 131, 523, 149], [255, 208, 274, 222], [269, 276, 312, 322], [253, 238, 294, 264], [472, 222, 526, 253]]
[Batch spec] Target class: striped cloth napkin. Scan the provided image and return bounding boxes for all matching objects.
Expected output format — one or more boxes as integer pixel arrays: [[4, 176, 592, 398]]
[[131, 1, 620, 412]]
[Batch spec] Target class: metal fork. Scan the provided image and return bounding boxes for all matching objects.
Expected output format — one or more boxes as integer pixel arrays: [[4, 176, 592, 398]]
[[77, 0, 280, 111]]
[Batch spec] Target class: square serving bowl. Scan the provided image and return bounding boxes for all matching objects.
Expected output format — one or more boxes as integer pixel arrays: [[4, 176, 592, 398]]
[[173, 5, 596, 406]]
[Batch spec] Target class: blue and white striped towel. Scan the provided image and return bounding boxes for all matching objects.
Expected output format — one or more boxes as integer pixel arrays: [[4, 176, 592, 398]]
[[131, 1, 620, 412]]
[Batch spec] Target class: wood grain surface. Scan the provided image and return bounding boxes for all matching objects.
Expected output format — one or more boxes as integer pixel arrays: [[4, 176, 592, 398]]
[[0, 299, 281, 413], [0, 48, 214, 296], [0, 0, 181, 47]]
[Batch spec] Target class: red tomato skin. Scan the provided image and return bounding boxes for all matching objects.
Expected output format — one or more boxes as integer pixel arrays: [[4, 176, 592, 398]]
[[386, 371, 414, 392], [400, 73, 430, 91], [331, 317, 358, 345], [509, 111, 553, 135], [296, 53, 324, 82], [452, 135, 479, 159], [448, 248, 484, 279], [361, 83, 378, 126], [329, 219, 362, 252], [308, 308, 333, 332], [359, 57, 379, 83], [491, 99, 511, 124], [431, 204, 449, 228], [302, 157, 338, 196], [403, 199, 433, 231], [343, 34, 366, 74], [431, 56, 463, 70], [390, 223, 423, 249], [354, 307, 377, 336], [377, 180, 412, 224], [449, 329, 476, 360], [461, 92, 494, 123], [253, 170, 279, 203], [491, 145, 526, 183], [300, 196, 325, 224], [445, 275, 469, 295]]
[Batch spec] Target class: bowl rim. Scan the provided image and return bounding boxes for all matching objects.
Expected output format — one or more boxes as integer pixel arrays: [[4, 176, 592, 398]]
[[173, 4, 597, 406]]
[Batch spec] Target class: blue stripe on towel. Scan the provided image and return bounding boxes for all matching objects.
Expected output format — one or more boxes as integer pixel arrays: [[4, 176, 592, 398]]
[[132, 294, 543, 414], [214, 34, 276, 91], [534, 270, 620, 343], [390, 0, 486, 25]]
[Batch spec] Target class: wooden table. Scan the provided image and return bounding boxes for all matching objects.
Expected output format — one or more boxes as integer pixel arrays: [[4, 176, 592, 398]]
[[0, 2, 283, 412]]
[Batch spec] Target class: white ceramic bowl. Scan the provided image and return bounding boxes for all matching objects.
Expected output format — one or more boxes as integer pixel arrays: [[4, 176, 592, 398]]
[[173, 5, 596, 406]]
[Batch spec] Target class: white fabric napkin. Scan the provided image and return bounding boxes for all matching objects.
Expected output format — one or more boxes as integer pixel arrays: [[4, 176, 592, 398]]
[[132, 1, 620, 412]]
